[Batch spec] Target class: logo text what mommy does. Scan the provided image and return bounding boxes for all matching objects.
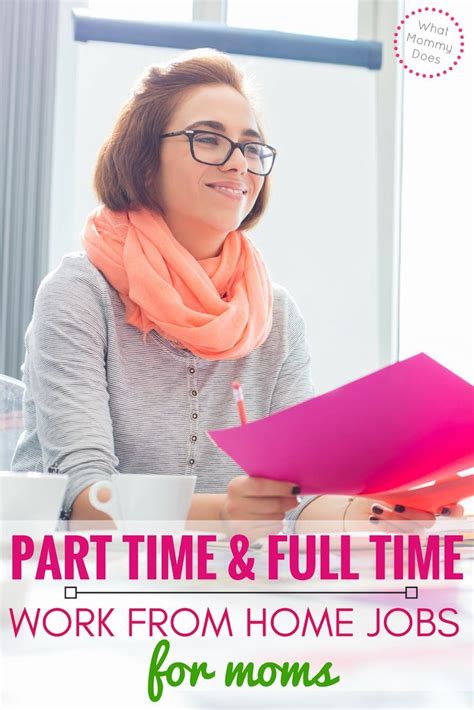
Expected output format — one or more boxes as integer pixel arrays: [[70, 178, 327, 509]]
[[407, 20, 452, 64]]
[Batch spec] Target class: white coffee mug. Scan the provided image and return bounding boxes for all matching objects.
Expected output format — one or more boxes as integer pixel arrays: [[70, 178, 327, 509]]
[[88, 474, 197, 531], [0, 471, 68, 522]]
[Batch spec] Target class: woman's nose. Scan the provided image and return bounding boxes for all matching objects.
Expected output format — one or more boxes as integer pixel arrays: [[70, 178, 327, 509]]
[[221, 145, 248, 172]]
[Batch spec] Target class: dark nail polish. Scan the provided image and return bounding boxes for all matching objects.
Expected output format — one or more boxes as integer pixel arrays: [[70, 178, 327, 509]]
[[292, 486, 301, 495], [394, 504, 405, 513], [369, 516, 379, 523], [441, 507, 451, 515], [372, 505, 384, 515]]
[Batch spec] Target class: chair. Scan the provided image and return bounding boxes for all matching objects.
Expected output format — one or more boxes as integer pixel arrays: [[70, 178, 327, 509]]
[[0, 374, 25, 469]]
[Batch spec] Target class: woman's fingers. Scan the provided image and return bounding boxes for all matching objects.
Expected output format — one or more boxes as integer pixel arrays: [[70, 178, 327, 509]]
[[436, 502, 464, 517], [231, 476, 299, 498], [371, 501, 436, 529], [225, 476, 299, 521], [368, 515, 427, 535]]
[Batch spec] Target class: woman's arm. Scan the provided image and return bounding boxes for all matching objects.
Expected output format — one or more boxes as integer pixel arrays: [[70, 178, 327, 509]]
[[186, 492, 226, 522], [69, 485, 227, 532], [71, 484, 294, 539], [20, 260, 120, 518], [269, 292, 318, 530], [295, 494, 464, 534], [294, 494, 351, 533], [70, 483, 227, 527], [187, 479, 299, 540], [69, 485, 116, 530]]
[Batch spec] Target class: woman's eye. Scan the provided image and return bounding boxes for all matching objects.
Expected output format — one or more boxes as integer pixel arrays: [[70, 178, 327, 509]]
[[195, 135, 218, 145], [246, 144, 262, 156]]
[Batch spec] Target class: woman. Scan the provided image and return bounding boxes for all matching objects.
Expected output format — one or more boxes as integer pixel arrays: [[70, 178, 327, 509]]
[[11, 49, 461, 537]]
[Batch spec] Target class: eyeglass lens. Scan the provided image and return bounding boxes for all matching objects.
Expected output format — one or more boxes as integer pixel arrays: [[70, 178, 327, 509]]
[[192, 132, 273, 175]]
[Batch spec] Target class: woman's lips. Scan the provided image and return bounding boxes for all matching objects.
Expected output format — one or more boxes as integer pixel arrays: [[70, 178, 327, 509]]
[[206, 184, 246, 201]]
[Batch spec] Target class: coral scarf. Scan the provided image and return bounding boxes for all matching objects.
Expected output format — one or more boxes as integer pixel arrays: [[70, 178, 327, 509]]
[[82, 205, 273, 360]]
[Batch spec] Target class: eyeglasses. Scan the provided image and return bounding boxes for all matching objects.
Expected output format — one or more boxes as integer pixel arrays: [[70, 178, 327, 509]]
[[159, 129, 277, 176]]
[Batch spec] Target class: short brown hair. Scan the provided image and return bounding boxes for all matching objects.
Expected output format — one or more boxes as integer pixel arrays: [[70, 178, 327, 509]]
[[93, 48, 270, 231]]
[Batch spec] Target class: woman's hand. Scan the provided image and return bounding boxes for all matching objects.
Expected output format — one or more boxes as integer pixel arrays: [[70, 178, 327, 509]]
[[221, 475, 299, 541], [344, 496, 464, 534]]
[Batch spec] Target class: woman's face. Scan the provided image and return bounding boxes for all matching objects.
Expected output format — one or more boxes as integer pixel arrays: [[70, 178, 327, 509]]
[[154, 84, 265, 236]]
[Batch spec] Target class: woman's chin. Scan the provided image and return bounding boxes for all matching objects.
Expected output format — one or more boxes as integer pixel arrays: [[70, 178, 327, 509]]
[[204, 216, 244, 235]]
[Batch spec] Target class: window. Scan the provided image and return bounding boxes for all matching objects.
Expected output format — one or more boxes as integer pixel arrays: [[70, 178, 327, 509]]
[[87, 0, 193, 23], [226, 0, 358, 40], [87, 1, 358, 39]]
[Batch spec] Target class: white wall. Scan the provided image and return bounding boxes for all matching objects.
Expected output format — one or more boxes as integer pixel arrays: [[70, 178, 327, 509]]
[[399, 0, 473, 385], [399, 0, 473, 513]]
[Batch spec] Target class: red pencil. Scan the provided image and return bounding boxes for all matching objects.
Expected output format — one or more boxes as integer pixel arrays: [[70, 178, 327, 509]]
[[231, 380, 248, 425]]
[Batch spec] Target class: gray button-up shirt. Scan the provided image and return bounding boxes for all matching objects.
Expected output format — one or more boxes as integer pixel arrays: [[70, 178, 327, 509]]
[[12, 253, 316, 526]]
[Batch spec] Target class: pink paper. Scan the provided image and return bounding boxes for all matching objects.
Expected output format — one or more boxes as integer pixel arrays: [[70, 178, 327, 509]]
[[207, 354, 474, 507]]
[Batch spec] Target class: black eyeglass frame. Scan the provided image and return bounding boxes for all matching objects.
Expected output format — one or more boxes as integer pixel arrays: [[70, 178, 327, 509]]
[[159, 129, 277, 176]]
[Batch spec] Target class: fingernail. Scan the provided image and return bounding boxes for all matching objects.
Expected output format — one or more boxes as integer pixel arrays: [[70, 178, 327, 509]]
[[371, 505, 384, 515], [369, 516, 379, 523], [292, 485, 301, 495], [441, 507, 451, 516], [394, 504, 405, 513]]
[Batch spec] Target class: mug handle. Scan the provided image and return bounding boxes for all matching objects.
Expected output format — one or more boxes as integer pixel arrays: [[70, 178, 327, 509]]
[[88, 480, 116, 518]]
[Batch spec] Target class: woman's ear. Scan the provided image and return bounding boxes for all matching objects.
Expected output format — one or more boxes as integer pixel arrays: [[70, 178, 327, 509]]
[[144, 166, 153, 188]]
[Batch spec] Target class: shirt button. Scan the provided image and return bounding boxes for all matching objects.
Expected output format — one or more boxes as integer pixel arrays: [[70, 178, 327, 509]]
[[191, 435, 197, 443], [191, 389, 198, 397], [188, 367, 195, 374], [189, 458, 195, 465], [191, 412, 198, 420]]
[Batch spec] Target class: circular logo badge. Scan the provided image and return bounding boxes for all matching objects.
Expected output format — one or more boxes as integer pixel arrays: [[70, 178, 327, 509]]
[[394, 7, 465, 78]]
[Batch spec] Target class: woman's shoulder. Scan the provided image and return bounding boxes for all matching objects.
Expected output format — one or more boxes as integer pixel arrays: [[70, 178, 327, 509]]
[[29, 252, 113, 347], [30, 252, 115, 336], [269, 281, 308, 346], [271, 280, 293, 301], [35, 251, 110, 305], [271, 281, 306, 322]]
